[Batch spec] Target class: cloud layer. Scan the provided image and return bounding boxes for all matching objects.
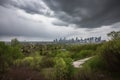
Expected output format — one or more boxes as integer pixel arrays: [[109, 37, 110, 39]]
[[43, 0, 120, 28], [1, 0, 120, 28], [0, 0, 120, 41]]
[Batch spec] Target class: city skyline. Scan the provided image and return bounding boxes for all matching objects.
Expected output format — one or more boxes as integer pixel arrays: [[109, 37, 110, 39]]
[[53, 36, 103, 43]]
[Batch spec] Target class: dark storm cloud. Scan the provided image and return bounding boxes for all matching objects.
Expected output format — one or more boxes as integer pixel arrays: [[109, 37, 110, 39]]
[[0, 0, 52, 16], [44, 0, 120, 28], [52, 22, 68, 26], [0, 0, 9, 5], [52, 19, 69, 26], [0, 0, 120, 28]]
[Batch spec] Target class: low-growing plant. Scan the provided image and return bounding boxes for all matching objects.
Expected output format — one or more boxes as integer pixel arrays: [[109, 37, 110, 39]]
[[54, 57, 67, 80], [14, 56, 41, 70], [99, 40, 120, 72], [0, 41, 23, 73], [40, 56, 55, 68], [84, 56, 105, 70], [72, 50, 94, 60]]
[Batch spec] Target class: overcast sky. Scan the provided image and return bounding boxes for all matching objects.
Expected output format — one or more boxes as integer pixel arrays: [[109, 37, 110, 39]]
[[0, 0, 120, 41]]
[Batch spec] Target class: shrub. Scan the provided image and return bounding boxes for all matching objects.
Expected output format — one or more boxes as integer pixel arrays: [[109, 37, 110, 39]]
[[100, 40, 120, 72], [84, 56, 105, 70], [14, 57, 33, 67], [64, 58, 74, 80], [0, 42, 23, 73], [41, 68, 55, 80], [14, 56, 41, 70], [4, 67, 45, 80], [72, 50, 94, 60], [40, 56, 55, 68], [83, 39, 120, 72], [54, 57, 67, 80], [56, 50, 71, 58], [67, 44, 100, 53]]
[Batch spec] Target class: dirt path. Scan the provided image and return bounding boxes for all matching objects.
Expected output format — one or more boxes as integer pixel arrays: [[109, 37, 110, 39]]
[[73, 57, 93, 68]]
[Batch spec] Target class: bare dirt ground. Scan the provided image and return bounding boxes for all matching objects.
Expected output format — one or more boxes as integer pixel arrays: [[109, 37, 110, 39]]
[[73, 57, 93, 68]]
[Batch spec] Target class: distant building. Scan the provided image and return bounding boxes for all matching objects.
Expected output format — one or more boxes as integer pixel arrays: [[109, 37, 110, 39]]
[[53, 36, 104, 44]]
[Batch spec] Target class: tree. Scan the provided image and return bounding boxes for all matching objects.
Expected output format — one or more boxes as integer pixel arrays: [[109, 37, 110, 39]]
[[0, 41, 23, 73], [54, 57, 67, 80], [11, 38, 21, 47], [107, 31, 120, 40]]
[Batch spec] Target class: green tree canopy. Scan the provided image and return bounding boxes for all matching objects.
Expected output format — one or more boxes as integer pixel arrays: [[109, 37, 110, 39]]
[[0, 41, 23, 73], [107, 31, 120, 40], [11, 38, 21, 47]]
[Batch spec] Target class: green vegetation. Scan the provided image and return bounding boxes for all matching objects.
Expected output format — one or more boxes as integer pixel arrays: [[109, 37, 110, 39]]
[[74, 31, 120, 80], [0, 31, 120, 80], [0, 41, 23, 73], [67, 44, 100, 60], [107, 31, 120, 40]]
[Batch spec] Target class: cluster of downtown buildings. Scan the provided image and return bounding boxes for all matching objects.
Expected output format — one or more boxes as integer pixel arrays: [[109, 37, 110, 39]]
[[4, 36, 105, 45], [53, 36, 105, 44]]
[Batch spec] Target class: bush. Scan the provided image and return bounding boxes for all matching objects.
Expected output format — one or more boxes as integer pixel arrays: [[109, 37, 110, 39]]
[[41, 68, 55, 80], [64, 58, 74, 80], [4, 67, 45, 80], [84, 56, 105, 70], [14, 56, 41, 70], [72, 50, 94, 60], [54, 57, 67, 80], [82, 39, 120, 72], [100, 40, 120, 72], [56, 50, 71, 58], [0, 42, 23, 73], [40, 56, 55, 68], [67, 44, 100, 53]]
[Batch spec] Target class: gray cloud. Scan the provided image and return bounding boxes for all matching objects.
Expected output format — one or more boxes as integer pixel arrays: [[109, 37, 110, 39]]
[[52, 19, 69, 26], [0, 0, 9, 6], [43, 0, 120, 28], [0, 6, 56, 39], [0, 0, 120, 41], [1, 0, 120, 28], [0, 0, 53, 16]]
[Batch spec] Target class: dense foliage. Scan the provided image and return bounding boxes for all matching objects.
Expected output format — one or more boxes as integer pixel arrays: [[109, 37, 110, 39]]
[[0, 41, 23, 73]]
